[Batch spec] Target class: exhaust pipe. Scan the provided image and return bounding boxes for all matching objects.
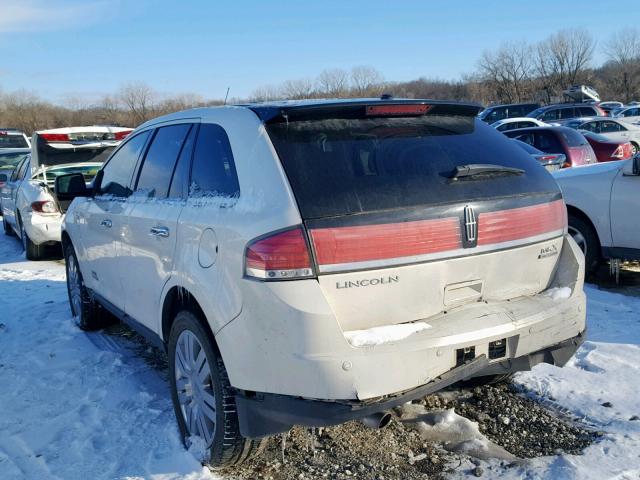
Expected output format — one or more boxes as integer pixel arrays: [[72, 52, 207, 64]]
[[360, 411, 392, 429]]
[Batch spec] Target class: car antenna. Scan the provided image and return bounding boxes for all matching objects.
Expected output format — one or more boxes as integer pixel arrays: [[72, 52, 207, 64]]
[[224, 87, 230, 105]]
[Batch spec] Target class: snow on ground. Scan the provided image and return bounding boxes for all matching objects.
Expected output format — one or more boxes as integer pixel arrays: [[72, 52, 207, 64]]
[[0, 237, 216, 479], [0, 229, 639, 479]]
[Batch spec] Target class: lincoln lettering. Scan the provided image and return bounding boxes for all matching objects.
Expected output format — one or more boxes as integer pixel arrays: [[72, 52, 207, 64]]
[[336, 276, 399, 289]]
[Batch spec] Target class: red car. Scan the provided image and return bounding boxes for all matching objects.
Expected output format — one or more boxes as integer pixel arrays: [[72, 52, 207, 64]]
[[579, 130, 633, 162], [504, 126, 597, 167]]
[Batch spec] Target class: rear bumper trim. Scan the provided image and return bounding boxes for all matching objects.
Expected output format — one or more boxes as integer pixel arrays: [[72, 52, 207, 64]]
[[235, 330, 585, 438]]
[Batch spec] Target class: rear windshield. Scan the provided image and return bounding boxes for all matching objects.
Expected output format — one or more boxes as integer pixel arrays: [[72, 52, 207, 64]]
[[267, 115, 554, 219], [37, 144, 115, 167], [35, 164, 102, 185], [0, 152, 29, 169], [0, 134, 28, 148], [560, 128, 588, 147]]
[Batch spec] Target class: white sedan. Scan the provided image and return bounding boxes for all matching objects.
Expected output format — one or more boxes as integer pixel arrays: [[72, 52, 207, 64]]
[[553, 155, 640, 273], [1, 126, 131, 260], [611, 106, 640, 125], [490, 117, 549, 132], [562, 118, 640, 155]]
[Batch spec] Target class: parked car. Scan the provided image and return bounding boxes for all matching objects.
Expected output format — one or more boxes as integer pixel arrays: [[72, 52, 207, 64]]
[[1, 154, 31, 236], [579, 131, 633, 162], [503, 126, 597, 167], [478, 103, 539, 123], [562, 118, 640, 155], [611, 105, 640, 124], [58, 99, 586, 468], [490, 117, 549, 132], [511, 139, 565, 171], [554, 153, 640, 272], [1, 126, 132, 259], [0, 148, 30, 192], [527, 103, 605, 123], [0, 128, 30, 149], [597, 101, 624, 114]]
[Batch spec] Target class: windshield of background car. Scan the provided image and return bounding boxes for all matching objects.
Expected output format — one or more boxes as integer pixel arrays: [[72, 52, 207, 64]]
[[37, 164, 102, 182], [560, 129, 589, 147], [0, 133, 28, 148], [0, 152, 29, 169], [37, 145, 115, 167], [266, 114, 555, 219]]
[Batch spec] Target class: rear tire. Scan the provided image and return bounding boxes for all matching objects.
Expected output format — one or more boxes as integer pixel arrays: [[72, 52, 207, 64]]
[[567, 213, 600, 274], [168, 311, 265, 468], [3, 215, 14, 236], [64, 243, 106, 330], [20, 217, 44, 260]]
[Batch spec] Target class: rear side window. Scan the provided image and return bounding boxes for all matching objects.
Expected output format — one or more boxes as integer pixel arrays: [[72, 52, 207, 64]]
[[99, 131, 150, 197], [136, 124, 191, 199], [541, 109, 559, 121], [559, 108, 575, 119], [581, 122, 599, 132], [600, 121, 622, 133], [267, 116, 552, 219], [190, 124, 240, 197], [578, 107, 596, 117], [560, 129, 588, 147], [534, 131, 564, 153]]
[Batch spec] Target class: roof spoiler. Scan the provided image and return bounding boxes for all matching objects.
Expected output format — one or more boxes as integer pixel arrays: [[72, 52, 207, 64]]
[[252, 100, 483, 123]]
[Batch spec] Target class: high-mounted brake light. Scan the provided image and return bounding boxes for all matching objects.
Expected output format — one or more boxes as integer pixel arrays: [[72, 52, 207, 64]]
[[366, 104, 431, 116], [114, 130, 132, 141], [40, 133, 70, 142], [245, 227, 314, 280], [31, 200, 58, 214]]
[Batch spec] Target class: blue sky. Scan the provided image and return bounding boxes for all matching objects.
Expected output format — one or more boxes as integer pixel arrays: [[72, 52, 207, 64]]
[[1, 0, 639, 104]]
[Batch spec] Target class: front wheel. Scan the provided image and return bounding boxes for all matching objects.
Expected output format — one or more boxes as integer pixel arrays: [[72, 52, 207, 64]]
[[168, 311, 265, 468], [568, 214, 600, 274]]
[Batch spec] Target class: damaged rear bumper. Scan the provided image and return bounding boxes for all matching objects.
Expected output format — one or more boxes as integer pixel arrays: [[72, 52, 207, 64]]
[[235, 330, 585, 438]]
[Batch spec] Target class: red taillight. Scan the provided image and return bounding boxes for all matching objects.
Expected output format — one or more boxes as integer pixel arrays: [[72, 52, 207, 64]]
[[612, 143, 632, 160], [31, 200, 58, 214], [478, 200, 567, 246], [245, 227, 314, 280], [366, 104, 431, 116], [114, 130, 132, 141], [40, 133, 70, 142], [309, 217, 461, 268]]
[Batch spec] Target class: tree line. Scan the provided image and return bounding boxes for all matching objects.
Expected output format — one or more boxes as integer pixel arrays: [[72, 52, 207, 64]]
[[1, 28, 639, 134]]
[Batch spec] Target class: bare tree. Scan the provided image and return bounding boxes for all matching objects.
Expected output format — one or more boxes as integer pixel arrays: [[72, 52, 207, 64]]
[[317, 68, 349, 96], [250, 85, 282, 102], [535, 29, 595, 99], [477, 42, 535, 103], [602, 28, 640, 102], [119, 82, 155, 125], [351, 66, 384, 96], [281, 78, 315, 99]]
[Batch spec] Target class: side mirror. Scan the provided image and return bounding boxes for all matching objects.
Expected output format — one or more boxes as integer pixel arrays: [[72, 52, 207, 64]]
[[55, 173, 90, 200]]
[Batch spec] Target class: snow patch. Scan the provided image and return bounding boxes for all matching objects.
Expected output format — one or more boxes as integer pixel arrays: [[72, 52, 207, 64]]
[[542, 286, 572, 300], [344, 322, 431, 347]]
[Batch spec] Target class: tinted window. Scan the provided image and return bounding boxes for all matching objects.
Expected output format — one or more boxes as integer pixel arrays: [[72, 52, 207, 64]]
[[168, 125, 197, 199], [578, 107, 596, 117], [541, 109, 559, 121], [534, 131, 564, 153], [268, 117, 554, 219], [560, 129, 588, 147], [99, 131, 150, 197], [190, 124, 240, 197], [11, 157, 29, 181], [582, 122, 599, 132], [559, 108, 575, 119], [0, 152, 29, 170], [0, 133, 28, 148], [136, 124, 191, 199], [600, 121, 622, 133]]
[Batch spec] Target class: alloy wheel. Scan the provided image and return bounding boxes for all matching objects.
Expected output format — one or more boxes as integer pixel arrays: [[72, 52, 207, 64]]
[[175, 330, 216, 446], [568, 225, 587, 256], [66, 253, 83, 317]]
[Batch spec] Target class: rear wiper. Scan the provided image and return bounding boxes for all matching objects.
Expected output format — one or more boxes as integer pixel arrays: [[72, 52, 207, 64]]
[[450, 164, 525, 179]]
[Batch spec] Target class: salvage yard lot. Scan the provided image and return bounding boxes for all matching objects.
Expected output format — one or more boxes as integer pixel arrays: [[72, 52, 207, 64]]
[[0, 233, 639, 480]]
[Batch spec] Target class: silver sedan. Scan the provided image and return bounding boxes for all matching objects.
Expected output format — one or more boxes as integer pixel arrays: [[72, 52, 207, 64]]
[[563, 117, 640, 155]]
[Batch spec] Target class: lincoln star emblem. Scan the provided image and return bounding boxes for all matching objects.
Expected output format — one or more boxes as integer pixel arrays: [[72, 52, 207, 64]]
[[463, 205, 477, 245]]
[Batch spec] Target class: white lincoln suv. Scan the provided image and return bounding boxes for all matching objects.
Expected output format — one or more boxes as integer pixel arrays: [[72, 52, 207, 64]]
[[58, 99, 587, 468]]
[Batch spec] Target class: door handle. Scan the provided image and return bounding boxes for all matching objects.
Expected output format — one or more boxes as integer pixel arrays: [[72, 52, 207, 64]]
[[150, 226, 170, 238], [100, 219, 112, 228]]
